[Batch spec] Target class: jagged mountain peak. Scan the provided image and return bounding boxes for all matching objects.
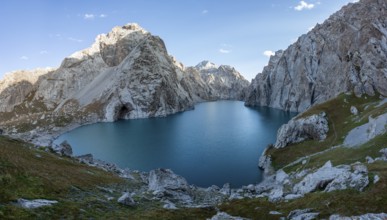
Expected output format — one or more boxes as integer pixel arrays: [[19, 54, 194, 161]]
[[195, 60, 218, 71], [64, 23, 151, 68]]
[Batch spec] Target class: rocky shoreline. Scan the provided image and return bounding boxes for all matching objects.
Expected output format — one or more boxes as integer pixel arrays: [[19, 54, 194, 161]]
[[47, 111, 386, 210]]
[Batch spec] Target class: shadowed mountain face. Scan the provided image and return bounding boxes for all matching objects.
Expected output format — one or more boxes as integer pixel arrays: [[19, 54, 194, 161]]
[[178, 61, 249, 102], [0, 23, 249, 145], [245, 0, 387, 112]]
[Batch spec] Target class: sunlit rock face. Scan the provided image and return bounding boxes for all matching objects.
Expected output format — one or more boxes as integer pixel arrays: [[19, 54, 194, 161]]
[[0, 23, 250, 145], [245, 0, 387, 112]]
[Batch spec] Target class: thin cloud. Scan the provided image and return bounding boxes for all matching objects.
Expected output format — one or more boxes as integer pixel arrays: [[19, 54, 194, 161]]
[[99, 14, 107, 18], [40, 50, 48, 55], [219, 49, 231, 54], [20, 56, 29, 60], [84, 13, 95, 20], [202, 10, 208, 14], [68, 37, 83, 43], [294, 1, 315, 11], [263, 50, 275, 57]]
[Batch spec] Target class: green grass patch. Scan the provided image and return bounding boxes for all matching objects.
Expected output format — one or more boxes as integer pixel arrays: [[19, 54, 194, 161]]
[[284, 134, 387, 173], [268, 93, 386, 170], [0, 136, 122, 203]]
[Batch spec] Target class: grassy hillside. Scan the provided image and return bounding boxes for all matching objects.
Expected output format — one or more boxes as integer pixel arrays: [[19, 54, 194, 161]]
[[0, 136, 215, 219], [0, 93, 386, 219]]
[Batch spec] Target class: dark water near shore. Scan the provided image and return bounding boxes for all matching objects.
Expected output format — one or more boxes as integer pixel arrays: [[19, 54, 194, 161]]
[[55, 101, 295, 187]]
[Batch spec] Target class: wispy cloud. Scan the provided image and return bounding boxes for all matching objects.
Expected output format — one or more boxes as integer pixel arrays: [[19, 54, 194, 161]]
[[68, 37, 83, 43], [294, 1, 315, 11], [202, 10, 208, 14], [40, 50, 48, 55], [219, 48, 231, 54], [84, 13, 95, 20], [263, 50, 275, 57], [99, 14, 107, 18], [20, 56, 29, 60], [349, 0, 359, 2]]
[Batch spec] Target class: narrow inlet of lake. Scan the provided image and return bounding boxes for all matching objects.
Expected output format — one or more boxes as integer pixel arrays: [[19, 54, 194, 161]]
[[55, 101, 295, 187]]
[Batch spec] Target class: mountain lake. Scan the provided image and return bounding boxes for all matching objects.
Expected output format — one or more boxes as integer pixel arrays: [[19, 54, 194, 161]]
[[55, 101, 296, 187]]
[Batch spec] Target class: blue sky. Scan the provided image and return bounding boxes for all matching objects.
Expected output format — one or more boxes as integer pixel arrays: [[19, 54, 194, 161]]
[[0, 0, 358, 80]]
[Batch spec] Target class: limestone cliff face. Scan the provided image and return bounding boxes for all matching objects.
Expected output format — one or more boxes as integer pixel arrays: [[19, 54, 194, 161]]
[[245, 0, 387, 112]]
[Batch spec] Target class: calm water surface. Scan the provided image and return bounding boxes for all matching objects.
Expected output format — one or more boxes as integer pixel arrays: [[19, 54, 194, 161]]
[[55, 101, 295, 187]]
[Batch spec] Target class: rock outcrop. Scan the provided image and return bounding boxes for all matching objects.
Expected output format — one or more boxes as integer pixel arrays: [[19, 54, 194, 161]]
[[293, 161, 369, 195], [344, 113, 387, 147], [245, 0, 387, 112], [208, 212, 249, 220], [117, 192, 136, 206], [17, 199, 58, 209], [274, 112, 329, 148], [329, 213, 387, 220], [51, 140, 73, 157]]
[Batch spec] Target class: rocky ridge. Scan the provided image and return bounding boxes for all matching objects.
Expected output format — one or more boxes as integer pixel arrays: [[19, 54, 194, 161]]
[[177, 60, 249, 102], [245, 0, 387, 112], [0, 24, 248, 146]]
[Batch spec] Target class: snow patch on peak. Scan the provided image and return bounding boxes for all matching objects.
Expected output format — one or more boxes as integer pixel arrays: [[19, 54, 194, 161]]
[[195, 60, 218, 71]]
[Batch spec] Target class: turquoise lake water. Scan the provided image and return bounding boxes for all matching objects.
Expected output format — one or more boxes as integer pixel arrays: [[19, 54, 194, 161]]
[[55, 101, 295, 187]]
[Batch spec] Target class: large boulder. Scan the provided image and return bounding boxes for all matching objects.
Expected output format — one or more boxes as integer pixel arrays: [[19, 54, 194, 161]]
[[52, 140, 73, 157], [117, 192, 136, 206], [148, 168, 192, 204], [148, 168, 189, 192], [274, 112, 329, 148], [208, 212, 249, 220]]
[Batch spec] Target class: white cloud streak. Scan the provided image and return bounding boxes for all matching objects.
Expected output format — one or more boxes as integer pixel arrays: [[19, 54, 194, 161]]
[[219, 48, 231, 54], [84, 13, 95, 20], [99, 14, 107, 18], [263, 50, 275, 57], [20, 56, 29, 60], [294, 1, 315, 11]]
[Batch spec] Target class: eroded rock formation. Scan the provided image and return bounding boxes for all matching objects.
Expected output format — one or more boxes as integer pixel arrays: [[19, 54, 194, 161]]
[[245, 0, 387, 112]]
